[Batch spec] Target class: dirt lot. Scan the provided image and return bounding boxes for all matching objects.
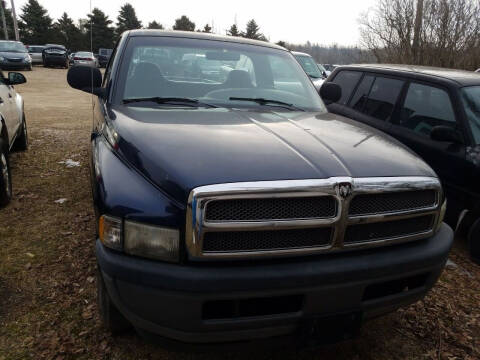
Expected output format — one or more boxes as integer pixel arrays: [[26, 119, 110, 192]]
[[0, 66, 479, 360]]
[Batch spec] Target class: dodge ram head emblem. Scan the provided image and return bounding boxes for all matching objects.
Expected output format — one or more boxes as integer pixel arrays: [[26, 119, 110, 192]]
[[337, 182, 353, 199]]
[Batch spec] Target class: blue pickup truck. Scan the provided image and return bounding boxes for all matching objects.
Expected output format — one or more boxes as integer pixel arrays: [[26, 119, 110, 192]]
[[66, 30, 453, 347]]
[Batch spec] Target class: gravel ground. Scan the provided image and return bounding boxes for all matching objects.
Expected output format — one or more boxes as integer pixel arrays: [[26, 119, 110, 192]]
[[0, 67, 479, 360]]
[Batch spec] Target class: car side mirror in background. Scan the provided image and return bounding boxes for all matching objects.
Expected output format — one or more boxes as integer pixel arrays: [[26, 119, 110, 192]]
[[430, 126, 463, 144], [67, 65, 104, 97], [319, 82, 341, 103], [7, 72, 26, 85]]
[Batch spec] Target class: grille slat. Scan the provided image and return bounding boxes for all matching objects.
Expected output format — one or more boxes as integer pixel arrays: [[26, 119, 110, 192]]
[[344, 215, 435, 244], [349, 190, 436, 216], [203, 227, 332, 253], [205, 196, 336, 222]]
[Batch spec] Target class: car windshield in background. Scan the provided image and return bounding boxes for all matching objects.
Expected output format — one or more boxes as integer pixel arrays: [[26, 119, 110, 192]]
[[0, 41, 27, 53], [294, 55, 323, 79], [118, 37, 325, 112], [461, 86, 480, 145]]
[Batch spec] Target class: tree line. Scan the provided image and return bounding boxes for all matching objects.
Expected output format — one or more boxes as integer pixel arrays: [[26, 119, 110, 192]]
[[359, 0, 480, 70], [0, 0, 268, 52]]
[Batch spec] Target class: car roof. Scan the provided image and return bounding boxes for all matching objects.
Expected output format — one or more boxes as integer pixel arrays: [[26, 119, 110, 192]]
[[125, 30, 286, 51], [291, 51, 312, 57], [341, 63, 480, 86]]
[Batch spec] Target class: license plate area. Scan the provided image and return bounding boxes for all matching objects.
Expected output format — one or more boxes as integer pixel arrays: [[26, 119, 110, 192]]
[[298, 312, 362, 347]]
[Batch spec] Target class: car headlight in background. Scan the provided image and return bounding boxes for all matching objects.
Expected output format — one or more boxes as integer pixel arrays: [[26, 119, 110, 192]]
[[124, 220, 179, 262], [99, 215, 122, 250]]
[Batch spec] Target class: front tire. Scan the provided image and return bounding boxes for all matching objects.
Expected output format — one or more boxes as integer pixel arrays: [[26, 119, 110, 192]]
[[12, 114, 28, 152], [0, 141, 12, 207], [468, 218, 480, 265], [97, 268, 131, 335]]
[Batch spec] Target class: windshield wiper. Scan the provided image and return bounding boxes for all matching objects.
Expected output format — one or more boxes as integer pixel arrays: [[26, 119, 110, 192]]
[[229, 97, 305, 111], [123, 97, 217, 108]]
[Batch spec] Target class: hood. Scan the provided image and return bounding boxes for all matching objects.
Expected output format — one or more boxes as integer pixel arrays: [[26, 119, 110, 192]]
[[110, 106, 436, 203], [0, 51, 28, 59]]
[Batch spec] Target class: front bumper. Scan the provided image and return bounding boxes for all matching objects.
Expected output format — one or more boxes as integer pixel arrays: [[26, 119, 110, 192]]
[[0, 61, 30, 70], [97, 223, 453, 345]]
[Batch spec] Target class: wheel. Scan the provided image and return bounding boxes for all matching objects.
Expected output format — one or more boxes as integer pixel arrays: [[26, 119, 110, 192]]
[[97, 268, 131, 335], [467, 218, 480, 265], [12, 114, 28, 151], [0, 141, 12, 207]]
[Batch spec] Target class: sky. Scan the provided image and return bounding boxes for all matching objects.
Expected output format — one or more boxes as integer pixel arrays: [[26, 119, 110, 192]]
[[14, 0, 378, 46]]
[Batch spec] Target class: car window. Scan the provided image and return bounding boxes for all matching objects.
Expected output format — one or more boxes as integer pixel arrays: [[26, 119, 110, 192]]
[[361, 76, 404, 121], [118, 36, 325, 112], [294, 55, 323, 79], [460, 86, 480, 145], [349, 75, 374, 111], [399, 83, 456, 138], [331, 70, 362, 105]]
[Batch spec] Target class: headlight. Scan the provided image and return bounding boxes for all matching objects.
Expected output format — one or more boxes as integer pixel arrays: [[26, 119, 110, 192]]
[[436, 199, 447, 232], [124, 220, 179, 262], [99, 215, 122, 250], [26, 56, 32, 62]]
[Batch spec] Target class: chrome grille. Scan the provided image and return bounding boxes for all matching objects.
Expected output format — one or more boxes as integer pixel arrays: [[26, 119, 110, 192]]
[[205, 196, 337, 222], [203, 227, 333, 252], [186, 177, 442, 260], [344, 215, 435, 244], [349, 190, 437, 216]]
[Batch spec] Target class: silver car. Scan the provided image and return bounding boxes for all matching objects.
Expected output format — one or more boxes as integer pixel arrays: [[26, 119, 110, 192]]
[[71, 52, 99, 68], [292, 51, 325, 91], [27, 45, 45, 64]]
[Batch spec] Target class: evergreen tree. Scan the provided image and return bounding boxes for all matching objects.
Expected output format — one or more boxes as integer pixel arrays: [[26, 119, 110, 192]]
[[83, 8, 115, 52], [227, 24, 239, 37], [243, 19, 265, 41], [18, 0, 53, 44], [147, 21, 163, 29], [173, 15, 195, 31], [202, 23, 212, 33], [52, 13, 85, 51], [276, 40, 287, 48], [116, 3, 142, 36]]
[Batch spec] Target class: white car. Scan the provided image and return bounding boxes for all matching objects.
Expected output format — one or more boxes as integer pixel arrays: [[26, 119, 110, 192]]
[[0, 71, 28, 207], [292, 51, 325, 90], [71, 52, 99, 68]]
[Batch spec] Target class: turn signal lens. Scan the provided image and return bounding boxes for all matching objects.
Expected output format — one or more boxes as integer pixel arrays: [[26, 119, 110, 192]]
[[436, 200, 447, 232], [99, 215, 122, 250]]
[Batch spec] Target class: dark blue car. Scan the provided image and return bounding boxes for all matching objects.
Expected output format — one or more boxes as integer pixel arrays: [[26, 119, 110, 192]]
[[67, 30, 453, 347]]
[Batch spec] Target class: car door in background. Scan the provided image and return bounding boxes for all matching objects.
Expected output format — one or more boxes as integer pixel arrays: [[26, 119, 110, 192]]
[[0, 73, 17, 144], [389, 82, 469, 219]]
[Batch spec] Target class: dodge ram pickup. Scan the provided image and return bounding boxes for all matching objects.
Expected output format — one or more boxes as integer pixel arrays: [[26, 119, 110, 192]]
[[66, 30, 454, 347]]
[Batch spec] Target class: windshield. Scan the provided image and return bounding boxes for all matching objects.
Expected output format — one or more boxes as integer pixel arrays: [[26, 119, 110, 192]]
[[461, 86, 480, 145], [117, 36, 325, 112], [294, 54, 323, 78], [0, 41, 27, 53]]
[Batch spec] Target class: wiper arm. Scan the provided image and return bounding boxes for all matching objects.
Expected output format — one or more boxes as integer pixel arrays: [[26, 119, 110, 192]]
[[123, 97, 217, 108], [229, 97, 305, 111]]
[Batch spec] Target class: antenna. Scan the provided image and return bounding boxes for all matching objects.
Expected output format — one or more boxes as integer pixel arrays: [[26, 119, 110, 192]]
[[90, 0, 94, 123]]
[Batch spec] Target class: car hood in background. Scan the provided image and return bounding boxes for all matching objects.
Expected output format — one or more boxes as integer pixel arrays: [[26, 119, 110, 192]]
[[109, 106, 436, 203], [0, 51, 28, 59]]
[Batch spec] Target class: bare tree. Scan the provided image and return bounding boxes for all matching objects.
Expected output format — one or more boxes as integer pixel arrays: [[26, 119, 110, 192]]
[[359, 0, 480, 70]]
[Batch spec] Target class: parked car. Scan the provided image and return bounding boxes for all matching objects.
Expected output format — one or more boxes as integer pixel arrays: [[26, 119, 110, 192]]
[[0, 41, 32, 71], [71, 52, 99, 68], [26, 45, 45, 65], [68, 52, 76, 66], [66, 30, 453, 346], [476, 69, 480, 73], [317, 63, 328, 78], [323, 64, 480, 263], [0, 71, 28, 207], [43, 45, 68, 68], [292, 51, 325, 90], [97, 48, 113, 67]]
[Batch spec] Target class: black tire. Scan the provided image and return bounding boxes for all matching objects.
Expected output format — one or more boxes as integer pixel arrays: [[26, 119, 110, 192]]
[[467, 218, 480, 265], [97, 268, 131, 335], [12, 114, 28, 152], [0, 140, 12, 207]]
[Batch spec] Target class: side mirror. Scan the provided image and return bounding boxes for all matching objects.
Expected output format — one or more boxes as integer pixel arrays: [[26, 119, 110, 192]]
[[67, 65, 104, 97], [319, 82, 342, 103], [7, 72, 26, 85], [430, 126, 463, 144]]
